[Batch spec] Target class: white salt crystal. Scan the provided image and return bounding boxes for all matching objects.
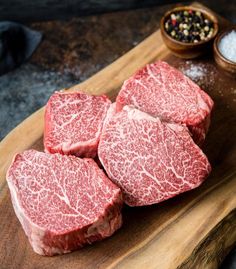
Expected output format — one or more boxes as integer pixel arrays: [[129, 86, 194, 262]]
[[184, 65, 205, 79], [180, 61, 216, 89], [218, 30, 236, 63]]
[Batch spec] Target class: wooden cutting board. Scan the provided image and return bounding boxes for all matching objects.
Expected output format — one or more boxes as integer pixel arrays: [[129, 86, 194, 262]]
[[1, 3, 236, 269]]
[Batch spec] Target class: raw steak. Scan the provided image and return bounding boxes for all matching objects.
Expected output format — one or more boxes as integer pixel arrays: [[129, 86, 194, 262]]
[[116, 61, 214, 145], [7, 150, 123, 256], [98, 106, 211, 207], [44, 91, 111, 158], [103, 102, 117, 128]]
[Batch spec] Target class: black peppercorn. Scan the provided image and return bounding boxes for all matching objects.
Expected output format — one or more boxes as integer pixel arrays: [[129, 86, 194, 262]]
[[164, 9, 215, 43]]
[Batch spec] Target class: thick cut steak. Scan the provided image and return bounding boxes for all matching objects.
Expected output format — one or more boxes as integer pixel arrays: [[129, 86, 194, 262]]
[[116, 61, 214, 145], [7, 150, 123, 256], [103, 102, 116, 128], [98, 106, 211, 207], [44, 91, 111, 158]]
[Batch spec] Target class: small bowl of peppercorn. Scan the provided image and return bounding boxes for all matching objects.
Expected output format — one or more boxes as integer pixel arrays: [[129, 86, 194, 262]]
[[160, 6, 219, 59]]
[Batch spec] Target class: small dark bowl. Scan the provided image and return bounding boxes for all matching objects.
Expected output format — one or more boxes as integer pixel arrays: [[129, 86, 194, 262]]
[[160, 6, 219, 59], [213, 27, 236, 74]]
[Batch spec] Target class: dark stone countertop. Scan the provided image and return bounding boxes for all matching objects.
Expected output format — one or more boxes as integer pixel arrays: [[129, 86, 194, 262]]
[[0, 2, 236, 267], [1, 1, 236, 140], [0, 3, 176, 140]]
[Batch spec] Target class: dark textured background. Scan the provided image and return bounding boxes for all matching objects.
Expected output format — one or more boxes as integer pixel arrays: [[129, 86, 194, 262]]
[[1, 0, 236, 23], [0, 0, 178, 21], [0, 1, 236, 268]]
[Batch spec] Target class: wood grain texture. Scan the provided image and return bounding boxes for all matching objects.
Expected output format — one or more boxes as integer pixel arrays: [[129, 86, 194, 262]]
[[0, 3, 236, 269]]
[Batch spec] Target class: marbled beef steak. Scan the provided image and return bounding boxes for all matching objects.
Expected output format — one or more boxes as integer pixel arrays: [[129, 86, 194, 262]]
[[6, 150, 123, 256], [116, 61, 214, 145], [98, 106, 211, 207], [44, 91, 111, 158]]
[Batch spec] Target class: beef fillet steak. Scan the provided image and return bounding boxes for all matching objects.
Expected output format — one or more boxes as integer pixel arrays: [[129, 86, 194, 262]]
[[116, 61, 214, 145], [44, 91, 111, 158], [98, 106, 211, 207], [7, 150, 123, 256]]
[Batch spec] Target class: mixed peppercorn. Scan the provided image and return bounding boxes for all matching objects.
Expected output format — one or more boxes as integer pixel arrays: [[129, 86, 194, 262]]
[[164, 9, 215, 43]]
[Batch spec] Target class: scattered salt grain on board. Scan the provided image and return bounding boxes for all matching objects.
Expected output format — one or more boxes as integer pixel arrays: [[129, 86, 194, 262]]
[[182, 64, 206, 80], [218, 30, 236, 62], [179, 61, 216, 90]]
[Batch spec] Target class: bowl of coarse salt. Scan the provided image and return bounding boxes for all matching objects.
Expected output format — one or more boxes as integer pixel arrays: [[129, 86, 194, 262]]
[[213, 27, 236, 74]]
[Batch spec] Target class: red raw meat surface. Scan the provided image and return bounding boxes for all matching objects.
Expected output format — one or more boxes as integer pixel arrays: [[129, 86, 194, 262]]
[[98, 106, 211, 206], [7, 150, 123, 256], [44, 91, 111, 158], [116, 61, 214, 145]]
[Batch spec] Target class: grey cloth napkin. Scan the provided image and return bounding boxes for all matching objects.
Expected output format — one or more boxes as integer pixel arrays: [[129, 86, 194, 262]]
[[0, 21, 42, 75]]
